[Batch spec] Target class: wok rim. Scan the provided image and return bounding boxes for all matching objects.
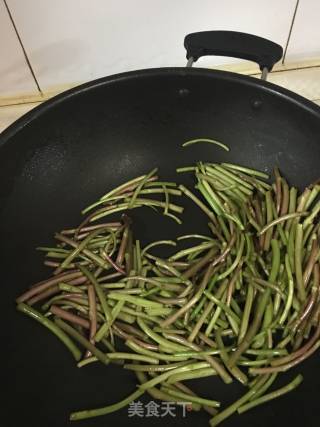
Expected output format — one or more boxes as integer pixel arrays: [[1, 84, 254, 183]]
[[1, 66, 320, 148]]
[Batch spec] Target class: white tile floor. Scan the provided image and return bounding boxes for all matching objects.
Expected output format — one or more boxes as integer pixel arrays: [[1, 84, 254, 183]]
[[0, 102, 41, 132], [0, 68, 319, 133]]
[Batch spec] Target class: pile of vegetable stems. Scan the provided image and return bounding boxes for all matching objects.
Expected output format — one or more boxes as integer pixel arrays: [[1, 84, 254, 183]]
[[16, 156, 319, 426]]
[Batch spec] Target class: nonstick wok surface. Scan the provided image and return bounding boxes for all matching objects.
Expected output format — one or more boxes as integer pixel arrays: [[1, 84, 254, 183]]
[[1, 67, 320, 427]]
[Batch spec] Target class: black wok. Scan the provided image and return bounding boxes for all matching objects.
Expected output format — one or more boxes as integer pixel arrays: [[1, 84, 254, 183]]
[[0, 32, 319, 427]]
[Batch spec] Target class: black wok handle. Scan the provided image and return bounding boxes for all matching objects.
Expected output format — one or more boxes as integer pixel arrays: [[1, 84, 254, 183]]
[[184, 31, 283, 75]]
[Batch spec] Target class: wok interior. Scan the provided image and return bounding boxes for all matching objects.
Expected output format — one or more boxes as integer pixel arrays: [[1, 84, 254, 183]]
[[1, 68, 320, 427]]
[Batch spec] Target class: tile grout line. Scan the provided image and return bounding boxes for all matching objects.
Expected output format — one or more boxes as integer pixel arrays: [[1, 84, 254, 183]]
[[251, 64, 320, 77], [0, 100, 44, 108], [3, 0, 43, 94], [282, 0, 300, 64]]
